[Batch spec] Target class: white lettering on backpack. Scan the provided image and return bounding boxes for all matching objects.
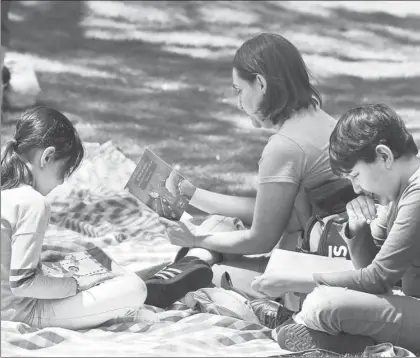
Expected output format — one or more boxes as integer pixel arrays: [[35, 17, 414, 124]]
[[328, 245, 348, 258]]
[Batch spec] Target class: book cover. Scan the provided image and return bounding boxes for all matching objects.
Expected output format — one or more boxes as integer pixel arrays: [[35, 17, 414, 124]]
[[125, 148, 196, 220], [42, 246, 126, 280]]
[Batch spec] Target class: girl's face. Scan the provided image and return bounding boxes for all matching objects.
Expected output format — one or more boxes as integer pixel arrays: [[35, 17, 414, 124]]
[[232, 68, 267, 128], [29, 147, 68, 196]]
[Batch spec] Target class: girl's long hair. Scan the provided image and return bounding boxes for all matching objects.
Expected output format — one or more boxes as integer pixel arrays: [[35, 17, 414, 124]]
[[1, 106, 84, 190], [1, 140, 33, 190]]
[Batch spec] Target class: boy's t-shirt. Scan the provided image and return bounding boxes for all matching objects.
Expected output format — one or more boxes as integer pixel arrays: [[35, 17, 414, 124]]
[[314, 165, 420, 298], [1, 185, 76, 322], [258, 107, 339, 250]]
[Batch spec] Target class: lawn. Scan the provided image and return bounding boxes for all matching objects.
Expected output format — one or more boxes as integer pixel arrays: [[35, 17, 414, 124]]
[[2, 0, 420, 197]]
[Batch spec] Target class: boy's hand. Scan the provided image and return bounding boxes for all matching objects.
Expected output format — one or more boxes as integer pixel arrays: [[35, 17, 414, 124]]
[[346, 195, 377, 236]]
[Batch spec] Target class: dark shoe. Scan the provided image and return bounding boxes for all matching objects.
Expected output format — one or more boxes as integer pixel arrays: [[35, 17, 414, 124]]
[[277, 324, 374, 355], [2, 65, 10, 90], [248, 298, 294, 329], [174, 247, 189, 262], [144, 256, 213, 308]]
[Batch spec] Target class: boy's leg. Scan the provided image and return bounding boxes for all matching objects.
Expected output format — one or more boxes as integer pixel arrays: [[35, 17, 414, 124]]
[[31, 274, 148, 330], [292, 286, 420, 352]]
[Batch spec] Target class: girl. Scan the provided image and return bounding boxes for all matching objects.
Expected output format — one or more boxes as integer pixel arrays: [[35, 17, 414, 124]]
[[1, 106, 213, 330], [161, 33, 346, 301]]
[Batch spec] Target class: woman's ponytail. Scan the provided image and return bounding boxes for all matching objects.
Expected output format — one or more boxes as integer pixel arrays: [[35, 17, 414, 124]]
[[1, 140, 32, 190]]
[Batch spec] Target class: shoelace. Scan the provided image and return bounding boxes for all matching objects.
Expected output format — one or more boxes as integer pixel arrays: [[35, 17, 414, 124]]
[[274, 305, 294, 327], [248, 299, 293, 329]]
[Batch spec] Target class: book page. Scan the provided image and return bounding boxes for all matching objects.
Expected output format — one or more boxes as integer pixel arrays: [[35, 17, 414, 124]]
[[125, 148, 196, 220], [266, 249, 354, 276], [257, 249, 355, 296], [42, 252, 108, 278], [42, 247, 126, 278]]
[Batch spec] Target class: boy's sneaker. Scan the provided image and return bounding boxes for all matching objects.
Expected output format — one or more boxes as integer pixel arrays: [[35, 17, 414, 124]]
[[144, 256, 213, 308], [248, 298, 294, 329], [276, 323, 374, 355]]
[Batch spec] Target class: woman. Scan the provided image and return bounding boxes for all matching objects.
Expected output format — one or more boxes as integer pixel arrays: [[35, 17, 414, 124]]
[[261, 104, 420, 354], [161, 32, 344, 301]]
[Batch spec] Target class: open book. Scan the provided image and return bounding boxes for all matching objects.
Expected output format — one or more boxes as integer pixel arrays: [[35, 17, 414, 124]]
[[125, 148, 196, 220], [42, 246, 126, 281], [257, 249, 355, 297], [266, 249, 354, 276]]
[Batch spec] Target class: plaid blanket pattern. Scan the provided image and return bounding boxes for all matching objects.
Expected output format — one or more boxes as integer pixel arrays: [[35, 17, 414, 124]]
[[1, 141, 285, 357]]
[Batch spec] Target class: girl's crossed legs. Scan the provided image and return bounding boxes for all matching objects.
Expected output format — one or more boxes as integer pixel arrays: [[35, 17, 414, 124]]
[[28, 273, 148, 330]]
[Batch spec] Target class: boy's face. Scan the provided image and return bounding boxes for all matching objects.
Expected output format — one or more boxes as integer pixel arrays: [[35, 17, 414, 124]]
[[345, 152, 397, 205]]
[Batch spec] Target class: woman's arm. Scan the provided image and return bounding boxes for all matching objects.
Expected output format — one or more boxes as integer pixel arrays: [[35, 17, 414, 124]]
[[189, 188, 256, 226], [193, 182, 299, 254]]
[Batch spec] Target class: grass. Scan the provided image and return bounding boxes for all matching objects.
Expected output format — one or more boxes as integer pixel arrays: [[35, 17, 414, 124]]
[[1, 1, 420, 197]]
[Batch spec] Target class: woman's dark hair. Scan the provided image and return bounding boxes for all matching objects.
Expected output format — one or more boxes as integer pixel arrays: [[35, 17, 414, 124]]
[[1, 106, 84, 190], [329, 104, 418, 176], [232, 32, 322, 125]]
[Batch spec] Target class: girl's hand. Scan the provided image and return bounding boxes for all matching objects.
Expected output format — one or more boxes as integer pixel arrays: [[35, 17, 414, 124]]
[[159, 218, 196, 248], [40, 250, 67, 262], [76, 272, 116, 292], [346, 195, 377, 236]]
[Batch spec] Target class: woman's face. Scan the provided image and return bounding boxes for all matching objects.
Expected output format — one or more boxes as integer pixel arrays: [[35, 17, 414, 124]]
[[232, 68, 266, 128]]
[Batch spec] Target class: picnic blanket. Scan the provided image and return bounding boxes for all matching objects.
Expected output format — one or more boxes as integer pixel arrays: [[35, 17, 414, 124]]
[[1, 141, 285, 357]]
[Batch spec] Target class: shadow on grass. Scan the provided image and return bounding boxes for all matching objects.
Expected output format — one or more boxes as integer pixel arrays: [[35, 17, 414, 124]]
[[2, 1, 420, 194]]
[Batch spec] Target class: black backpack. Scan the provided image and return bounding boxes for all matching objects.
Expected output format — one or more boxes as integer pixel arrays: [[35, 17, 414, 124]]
[[296, 179, 358, 260]]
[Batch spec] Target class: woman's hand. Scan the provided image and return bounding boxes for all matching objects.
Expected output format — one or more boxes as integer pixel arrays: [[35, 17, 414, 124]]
[[251, 271, 316, 297], [178, 179, 196, 198], [346, 195, 377, 236], [76, 272, 116, 292], [159, 218, 196, 248]]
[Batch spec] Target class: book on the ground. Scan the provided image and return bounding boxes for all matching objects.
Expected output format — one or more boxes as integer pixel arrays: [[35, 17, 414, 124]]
[[42, 246, 126, 281], [125, 148, 196, 220]]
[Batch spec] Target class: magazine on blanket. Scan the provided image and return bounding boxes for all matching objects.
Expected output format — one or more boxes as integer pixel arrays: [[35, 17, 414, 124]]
[[42, 246, 126, 280], [125, 148, 196, 220]]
